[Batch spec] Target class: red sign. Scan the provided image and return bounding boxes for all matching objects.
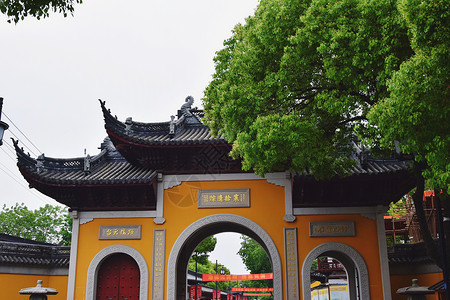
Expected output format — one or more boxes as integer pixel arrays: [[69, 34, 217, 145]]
[[213, 289, 221, 300], [243, 293, 272, 296], [189, 285, 202, 300], [231, 287, 273, 292], [202, 273, 273, 281]]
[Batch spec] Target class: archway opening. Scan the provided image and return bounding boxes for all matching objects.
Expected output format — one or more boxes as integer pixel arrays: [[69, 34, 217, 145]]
[[302, 243, 369, 300], [311, 256, 350, 300], [168, 214, 282, 300], [187, 233, 274, 300]]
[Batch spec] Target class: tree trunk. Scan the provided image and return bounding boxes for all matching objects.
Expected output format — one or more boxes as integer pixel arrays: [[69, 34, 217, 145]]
[[412, 170, 442, 268], [439, 192, 450, 272]]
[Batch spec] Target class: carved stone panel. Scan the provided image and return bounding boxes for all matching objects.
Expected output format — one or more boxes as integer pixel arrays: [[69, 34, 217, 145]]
[[284, 227, 299, 300], [151, 229, 166, 300]]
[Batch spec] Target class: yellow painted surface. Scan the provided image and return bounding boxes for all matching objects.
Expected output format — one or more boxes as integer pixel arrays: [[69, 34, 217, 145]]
[[72, 178, 387, 299], [0, 274, 67, 300], [390, 272, 443, 300]]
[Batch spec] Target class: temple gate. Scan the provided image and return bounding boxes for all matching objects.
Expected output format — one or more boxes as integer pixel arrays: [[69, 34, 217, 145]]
[[14, 98, 415, 299]]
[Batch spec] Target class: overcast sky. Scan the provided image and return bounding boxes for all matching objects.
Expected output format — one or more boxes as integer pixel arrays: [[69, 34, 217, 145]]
[[0, 0, 260, 274]]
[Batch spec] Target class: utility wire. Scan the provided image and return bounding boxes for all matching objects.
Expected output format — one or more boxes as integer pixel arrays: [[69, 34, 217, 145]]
[[0, 164, 52, 205], [0, 146, 17, 163], [2, 112, 41, 156]]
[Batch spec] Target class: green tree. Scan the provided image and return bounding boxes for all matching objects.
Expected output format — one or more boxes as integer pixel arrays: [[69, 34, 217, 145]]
[[191, 235, 217, 265], [204, 0, 412, 178], [368, 0, 449, 267], [238, 235, 272, 291], [188, 236, 233, 291], [0, 203, 72, 245], [203, 0, 448, 269], [0, 0, 81, 23]]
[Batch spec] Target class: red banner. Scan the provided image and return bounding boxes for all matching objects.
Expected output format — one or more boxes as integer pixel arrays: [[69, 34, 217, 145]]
[[213, 290, 221, 300], [202, 273, 273, 281], [189, 285, 202, 300], [231, 287, 273, 292], [243, 293, 272, 296]]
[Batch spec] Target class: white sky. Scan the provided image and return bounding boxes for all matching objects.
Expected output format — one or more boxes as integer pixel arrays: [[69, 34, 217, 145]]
[[0, 0, 259, 274]]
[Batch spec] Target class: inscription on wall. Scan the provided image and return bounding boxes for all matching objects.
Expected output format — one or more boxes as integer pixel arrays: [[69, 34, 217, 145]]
[[151, 229, 165, 300], [98, 225, 141, 240], [284, 227, 299, 300], [309, 221, 355, 237], [198, 189, 250, 208]]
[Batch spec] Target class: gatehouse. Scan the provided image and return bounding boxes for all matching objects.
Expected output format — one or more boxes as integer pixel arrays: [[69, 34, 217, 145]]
[[13, 98, 415, 299]]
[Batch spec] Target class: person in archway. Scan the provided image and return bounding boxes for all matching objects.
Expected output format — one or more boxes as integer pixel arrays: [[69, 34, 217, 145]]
[[199, 296, 209, 300]]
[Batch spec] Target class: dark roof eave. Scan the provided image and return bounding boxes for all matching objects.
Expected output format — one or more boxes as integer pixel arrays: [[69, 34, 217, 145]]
[[19, 167, 158, 188], [107, 129, 229, 148]]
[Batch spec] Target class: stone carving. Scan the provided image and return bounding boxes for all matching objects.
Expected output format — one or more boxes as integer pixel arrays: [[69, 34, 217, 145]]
[[180, 96, 194, 117], [167, 214, 283, 300], [84, 154, 91, 175], [169, 115, 175, 137]]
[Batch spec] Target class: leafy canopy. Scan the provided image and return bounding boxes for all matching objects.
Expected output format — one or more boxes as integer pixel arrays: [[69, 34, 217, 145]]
[[203, 0, 448, 193], [368, 0, 449, 191], [191, 235, 217, 265], [0, 203, 72, 245], [0, 0, 82, 23]]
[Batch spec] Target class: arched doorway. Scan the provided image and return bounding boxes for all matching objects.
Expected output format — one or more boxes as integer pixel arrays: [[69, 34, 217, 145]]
[[86, 245, 149, 300], [167, 214, 282, 300], [96, 253, 140, 299], [302, 242, 370, 300]]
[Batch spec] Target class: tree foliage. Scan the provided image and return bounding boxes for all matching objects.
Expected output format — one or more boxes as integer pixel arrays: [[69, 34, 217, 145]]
[[0, 0, 82, 23], [238, 235, 273, 289], [188, 236, 233, 290], [191, 235, 217, 265], [204, 0, 449, 268], [204, 0, 413, 179], [0, 203, 72, 245]]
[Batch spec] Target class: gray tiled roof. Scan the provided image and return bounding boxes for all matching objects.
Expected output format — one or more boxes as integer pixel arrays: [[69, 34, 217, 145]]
[[101, 100, 227, 146], [0, 238, 70, 267], [14, 137, 157, 185]]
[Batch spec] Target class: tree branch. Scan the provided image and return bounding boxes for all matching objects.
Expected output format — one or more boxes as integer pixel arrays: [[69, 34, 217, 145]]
[[338, 115, 367, 126]]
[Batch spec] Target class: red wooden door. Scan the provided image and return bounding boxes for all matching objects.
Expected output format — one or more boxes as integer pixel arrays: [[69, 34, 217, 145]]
[[97, 253, 140, 299]]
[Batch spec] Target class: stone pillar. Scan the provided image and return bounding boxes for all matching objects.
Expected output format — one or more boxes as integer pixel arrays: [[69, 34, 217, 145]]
[[396, 279, 435, 300], [19, 280, 58, 300]]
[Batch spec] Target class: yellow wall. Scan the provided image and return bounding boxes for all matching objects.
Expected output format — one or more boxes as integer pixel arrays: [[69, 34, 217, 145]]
[[73, 178, 386, 299], [0, 273, 67, 300]]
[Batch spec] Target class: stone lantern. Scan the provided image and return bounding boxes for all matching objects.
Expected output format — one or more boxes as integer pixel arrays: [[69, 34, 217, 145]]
[[19, 280, 58, 300], [397, 278, 435, 300]]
